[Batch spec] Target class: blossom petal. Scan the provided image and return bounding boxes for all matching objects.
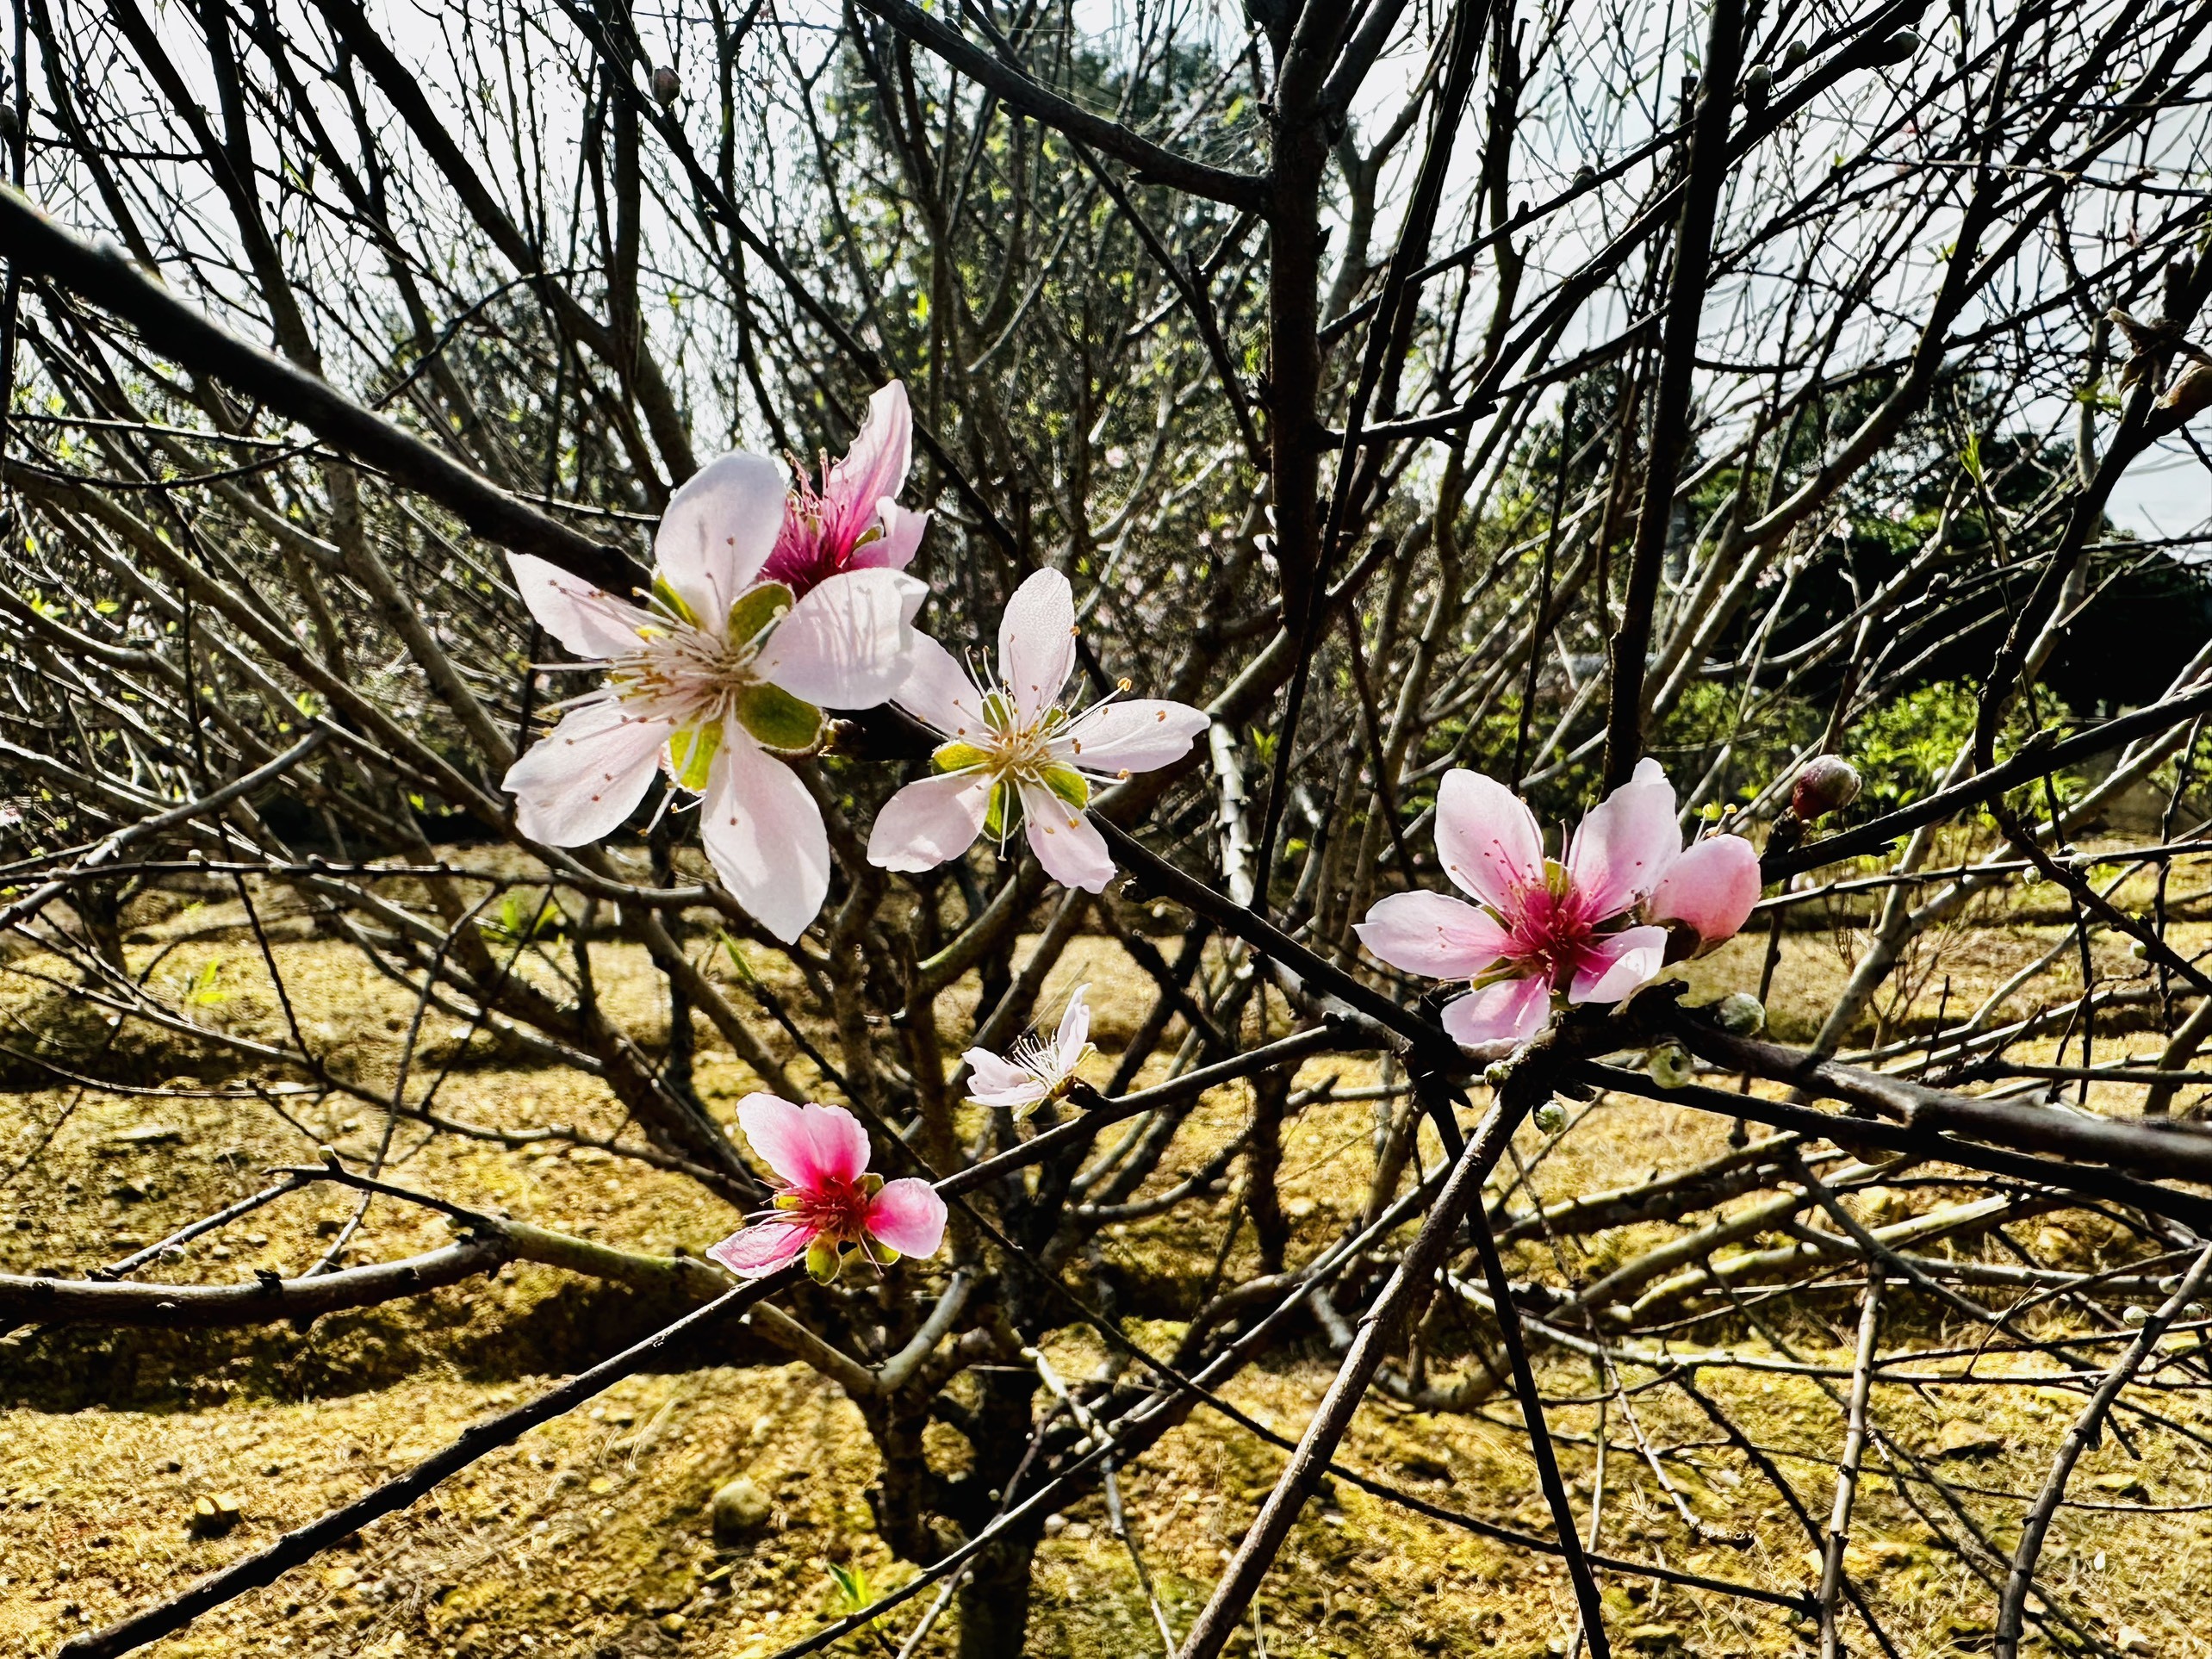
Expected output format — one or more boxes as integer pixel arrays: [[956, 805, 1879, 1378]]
[[504, 698, 668, 846], [867, 771, 992, 873], [1439, 975, 1553, 1049], [897, 631, 991, 740], [1017, 779, 1115, 892], [998, 568, 1078, 724], [963, 1048, 1048, 1111], [738, 1092, 870, 1188], [655, 450, 786, 622], [1434, 769, 1546, 911], [1355, 890, 1511, 979], [1568, 924, 1671, 1004], [506, 553, 649, 660], [962, 1047, 1034, 1093], [823, 382, 914, 550], [1054, 700, 1209, 774], [756, 569, 925, 710], [866, 1177, 948, 1260], [699, 736, 830, 943], [706, 1221, 813, 1278], [863, 502, 929, 571], [1565, 757, 1681, 919], [1053, 983, 1092, 1072], [1649, 834, 1762, 947]]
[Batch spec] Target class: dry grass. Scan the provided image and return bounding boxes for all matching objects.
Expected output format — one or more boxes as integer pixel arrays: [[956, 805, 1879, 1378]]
[[7, 865, 2212, 1656]]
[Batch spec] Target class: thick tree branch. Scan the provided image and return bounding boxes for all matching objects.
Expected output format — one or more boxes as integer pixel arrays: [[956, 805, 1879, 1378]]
[[0, 183, 643, 593]]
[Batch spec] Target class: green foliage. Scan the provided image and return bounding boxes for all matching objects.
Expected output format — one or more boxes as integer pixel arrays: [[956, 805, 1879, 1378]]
[[1844, 680, 2055, 816], [826, 1559, 881, 1631], [484, 891, 565, 944], [182, 956, 227, 1008]]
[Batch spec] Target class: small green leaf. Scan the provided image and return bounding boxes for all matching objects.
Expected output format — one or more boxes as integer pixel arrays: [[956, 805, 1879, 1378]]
[[669, 719, 724, 791], [187, 957, 227, 1007], [733, 684, 824, 754], [828, 1561, 872, 1615], [726, 581, 794, 648]]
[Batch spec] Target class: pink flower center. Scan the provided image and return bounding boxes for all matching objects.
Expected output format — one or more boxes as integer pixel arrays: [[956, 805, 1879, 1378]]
[[1498, 881, 1606, 989], [778, 1174, 874, 1245], [761, 475, 859, 596]]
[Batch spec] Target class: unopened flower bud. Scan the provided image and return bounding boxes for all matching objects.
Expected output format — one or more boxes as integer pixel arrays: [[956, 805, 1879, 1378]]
[[1484, 1059, 1514, 1091], [1532, 1101, 1568, 1135], [650, 65, 681, 106], [1782, 40, 1809, 73], [2160, 1275, 2184, 1295], [1742, 62, 1772, 105], [1715, 991, 1767, 1036], [1791, 755, 1861, 821], [2122, 1304, 2151, 1326], [1648, 1041, 1695, 1090]]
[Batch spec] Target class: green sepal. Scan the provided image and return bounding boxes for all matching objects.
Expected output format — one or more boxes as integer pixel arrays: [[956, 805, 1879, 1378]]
[[734, 681, 825, 754], [980, 689, 1017, 732], [668, 719, 723, 792], [934, 740, 991, 774], [984, 780, 1013, 841], [651, 573, 699, 625], [1042, 764, 1090, 810], [871, 1244, 902, 1267], [773, 1193, 805, 1210], [726, 581, 794, 648], [805, 1236, 841, 1283], [862, 1172, 885, 1196]]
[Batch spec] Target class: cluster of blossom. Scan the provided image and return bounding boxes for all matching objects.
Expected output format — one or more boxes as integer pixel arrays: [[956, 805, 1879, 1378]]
[[505, 381, 1210, 943], [500, 382, 1767, 1281]]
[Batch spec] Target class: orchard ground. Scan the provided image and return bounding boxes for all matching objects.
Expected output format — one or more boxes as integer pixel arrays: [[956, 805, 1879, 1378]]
[[3, 842, 2209, 1658]]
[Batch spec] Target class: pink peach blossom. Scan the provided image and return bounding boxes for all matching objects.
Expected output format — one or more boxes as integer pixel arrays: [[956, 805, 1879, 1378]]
[[1356, 760, 1761, 1050], [707, 1094, 947, 1283], [761, 382, 930, 595], [866, 569, 1207, 892], [503, 449, 925, 944]]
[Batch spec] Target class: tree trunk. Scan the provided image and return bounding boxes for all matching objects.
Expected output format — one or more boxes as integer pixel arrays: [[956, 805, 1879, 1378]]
[[955, 1533, 1036, 1659]]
